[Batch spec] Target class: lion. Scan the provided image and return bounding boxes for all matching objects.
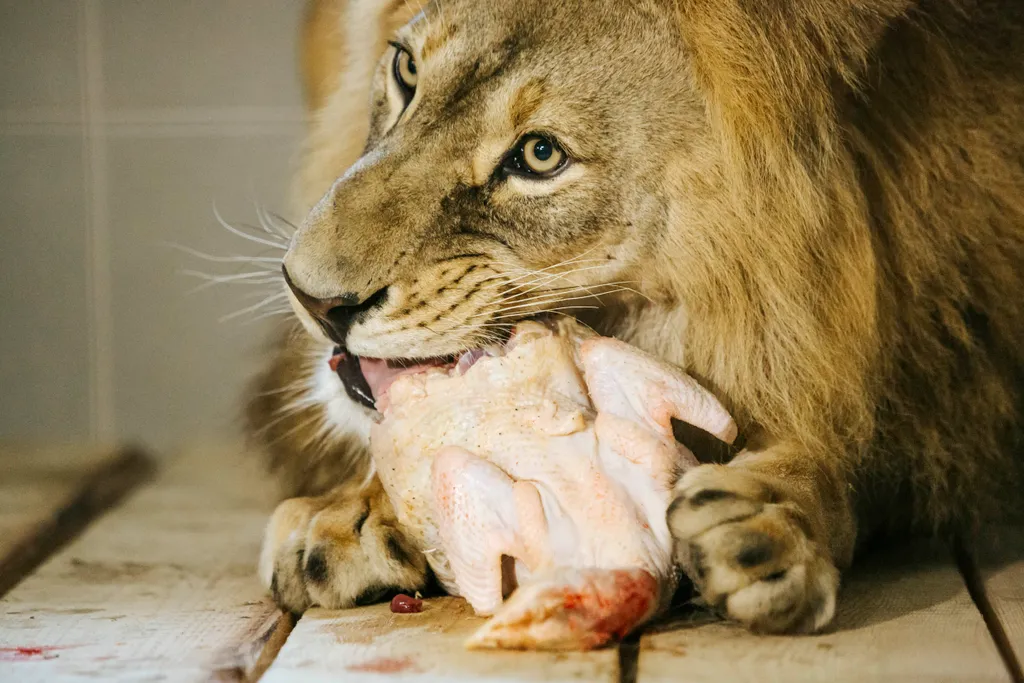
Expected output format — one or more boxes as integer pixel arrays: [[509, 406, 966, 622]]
[[247, 0, 1024, 633]]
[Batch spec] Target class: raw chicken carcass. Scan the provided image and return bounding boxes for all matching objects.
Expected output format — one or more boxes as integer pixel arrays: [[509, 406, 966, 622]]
[[369, 318, 737, 650]]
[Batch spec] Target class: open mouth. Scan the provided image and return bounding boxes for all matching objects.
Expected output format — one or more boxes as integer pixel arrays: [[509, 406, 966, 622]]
[[329, 316, 564, 412], [329, 351, 459, 411], [330, 344, 516, 412]]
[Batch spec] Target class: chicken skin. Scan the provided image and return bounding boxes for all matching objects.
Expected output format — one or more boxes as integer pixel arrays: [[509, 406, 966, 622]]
[[370, 318, 737, 649]]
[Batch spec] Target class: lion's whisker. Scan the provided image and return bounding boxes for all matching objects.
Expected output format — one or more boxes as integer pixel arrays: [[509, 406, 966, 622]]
[[490, 244, 603, 273], [181, 270, 282, 282], [264, 210, 299, 236], [181, 270, 283, 295], [162, 242, 283, 265], [485, 256, 609, 290], [245, 309, 293, 324], [485, 304, 600, 323], [254, 202, 296, 241], [493, 265, 630, 303], [219, 292, 290, 322], [213, 204, 288, 251], [478, 283, 637, 317], [471, 261, 607, 295]]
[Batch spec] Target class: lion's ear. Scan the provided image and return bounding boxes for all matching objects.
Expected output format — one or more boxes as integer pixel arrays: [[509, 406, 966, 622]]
[[301, 0, 346, 114]]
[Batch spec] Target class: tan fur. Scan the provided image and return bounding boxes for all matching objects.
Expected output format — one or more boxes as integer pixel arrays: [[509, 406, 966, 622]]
[[300, 0, 343, 113], [258, 476, 427, 610], [247, 0, 1024, 632]]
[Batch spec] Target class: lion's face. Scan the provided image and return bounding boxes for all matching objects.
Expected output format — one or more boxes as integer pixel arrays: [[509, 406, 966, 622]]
[[283, 0, 707, 367]]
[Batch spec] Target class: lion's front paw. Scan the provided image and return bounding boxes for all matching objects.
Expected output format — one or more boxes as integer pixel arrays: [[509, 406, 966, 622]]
[[258, 478, 428, 613], [668, 465, 839, 633]]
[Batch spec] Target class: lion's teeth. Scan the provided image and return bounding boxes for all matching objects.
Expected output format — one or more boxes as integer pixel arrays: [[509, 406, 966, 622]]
[[456, 349, 487, 375]]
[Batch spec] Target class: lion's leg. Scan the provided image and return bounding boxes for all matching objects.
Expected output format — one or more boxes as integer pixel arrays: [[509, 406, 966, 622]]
[[667, 439, 857, 633], [259, 476, 429, 613]]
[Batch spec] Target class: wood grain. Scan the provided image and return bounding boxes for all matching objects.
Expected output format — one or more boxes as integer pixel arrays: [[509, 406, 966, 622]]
[[0, 445, 154, 598], [0, 442, 283, 682], [261, 596, 621, 683], [637, 541, 1010, 683]]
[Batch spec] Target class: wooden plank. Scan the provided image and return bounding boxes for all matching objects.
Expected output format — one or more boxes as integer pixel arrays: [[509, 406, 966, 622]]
[[262, 597, 621, 683], [637, 541, 1010, 683], [975, 527, 1024, 681], [0, 441, 286, 682], [0, 444, 154, 597]]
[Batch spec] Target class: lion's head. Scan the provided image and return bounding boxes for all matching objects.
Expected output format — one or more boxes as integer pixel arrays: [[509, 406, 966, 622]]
[[282, 0, 879, 449], [285, 0, 701, 353]]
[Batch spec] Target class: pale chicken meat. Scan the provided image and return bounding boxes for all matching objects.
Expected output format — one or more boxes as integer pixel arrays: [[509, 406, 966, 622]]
[[369, 318, 737, 650]]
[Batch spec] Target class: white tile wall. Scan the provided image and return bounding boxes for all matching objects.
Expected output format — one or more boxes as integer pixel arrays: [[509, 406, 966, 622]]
[[0, 134, 91, 440], [101, 0, 304, 111], [0, 1, 307, 451], [0, 2, 82, 112], [107, 135, 299, 447]]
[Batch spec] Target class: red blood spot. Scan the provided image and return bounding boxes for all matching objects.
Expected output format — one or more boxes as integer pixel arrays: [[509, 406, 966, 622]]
[[329, 353, 344, 373], [562, 593, 583, 610], [0, 646, 70, 661], [557, 569, 658, 647], [347, 656, 418, 673], [390, 594, 423, 613]]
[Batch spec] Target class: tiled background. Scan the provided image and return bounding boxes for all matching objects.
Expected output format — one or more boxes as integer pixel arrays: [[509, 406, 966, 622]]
[[0, 1, 308, 451]]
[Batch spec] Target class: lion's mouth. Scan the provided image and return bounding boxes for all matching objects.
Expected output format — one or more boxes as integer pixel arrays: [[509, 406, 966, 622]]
[[331, 348, 509, 412], [329, 316, 562, 412], [329, 351, 458, 411]]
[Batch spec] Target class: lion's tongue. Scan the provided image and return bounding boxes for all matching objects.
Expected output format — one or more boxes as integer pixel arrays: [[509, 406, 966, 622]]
[[359, 357, 447, 406], [329, 349, 497, 411]]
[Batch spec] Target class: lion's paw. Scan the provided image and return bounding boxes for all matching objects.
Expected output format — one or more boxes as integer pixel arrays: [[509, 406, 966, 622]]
[[258, 478, 428, 613], [668, 464, 839, 633]]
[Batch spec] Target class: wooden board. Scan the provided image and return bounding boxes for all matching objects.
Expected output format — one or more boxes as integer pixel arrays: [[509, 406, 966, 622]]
[[0, 444, 154, 597], [0, 441, 287, 682], [3, 440, 1015, 683], [262, 597, 621, 683], [976, 527, 1024, 679], [637, 541, 1010, 683]]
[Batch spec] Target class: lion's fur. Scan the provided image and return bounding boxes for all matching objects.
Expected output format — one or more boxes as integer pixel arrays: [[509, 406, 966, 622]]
[[247, 0, 1024, 578], [660, 0, 1024, 533]]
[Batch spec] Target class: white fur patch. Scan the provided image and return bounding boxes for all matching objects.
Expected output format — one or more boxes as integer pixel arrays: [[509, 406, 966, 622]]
[[309, 344, 374, 446], [504, 163, 585, 198]]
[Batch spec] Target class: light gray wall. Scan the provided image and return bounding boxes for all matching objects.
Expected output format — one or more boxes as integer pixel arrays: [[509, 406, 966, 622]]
[[0, 1, 308, 451]]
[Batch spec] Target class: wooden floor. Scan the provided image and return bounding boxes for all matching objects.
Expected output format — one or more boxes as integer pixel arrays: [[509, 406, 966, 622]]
[[0, 445, 1021, 683]]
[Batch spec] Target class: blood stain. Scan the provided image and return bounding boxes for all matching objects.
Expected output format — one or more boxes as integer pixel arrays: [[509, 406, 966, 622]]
[[347, 656, 418, 674], [0, 646, 70, 661]]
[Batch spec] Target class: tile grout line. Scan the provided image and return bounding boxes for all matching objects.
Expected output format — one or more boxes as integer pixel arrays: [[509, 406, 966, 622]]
[[79, 0, 116, 442], [953, 538, 1024, 683]]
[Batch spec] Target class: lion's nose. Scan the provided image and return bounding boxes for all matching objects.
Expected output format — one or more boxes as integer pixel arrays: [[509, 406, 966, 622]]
[[282, 265, 387, 346]]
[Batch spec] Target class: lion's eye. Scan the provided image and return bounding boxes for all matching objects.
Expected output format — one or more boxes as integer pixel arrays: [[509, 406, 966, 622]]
[[393, 46, 418, 100], [502, 135, 568, 178], [523, 137, 564, 173]]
